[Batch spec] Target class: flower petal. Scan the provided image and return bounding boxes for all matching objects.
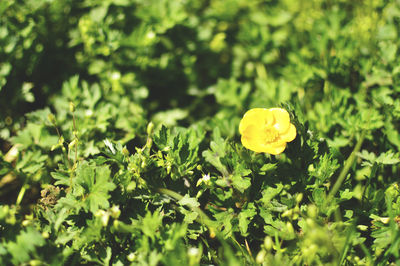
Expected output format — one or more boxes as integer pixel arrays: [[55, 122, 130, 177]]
[[242, 124, 265, 142], [239, 108, 274, 134], [239, 109, 260, 135], [271, 108, 290, 133], [241, 124, 273, 152], [280, 123, 297, 142], [262, 109, 275, 127], [241, 136, 265, 153], [262, 143, 287, 155]]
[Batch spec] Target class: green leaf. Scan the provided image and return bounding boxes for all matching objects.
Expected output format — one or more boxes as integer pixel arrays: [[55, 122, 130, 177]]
[[74, 161, 116, 213], [202, 128, 229, 176], [312, 188, 326, 207], [259, 163, 277, 173], [141, 209, 163, 241], [310, 153, 340, 184], [52, 171, 70, 186], [153, 109, 188, 126], [376, 151, 400, 165], [5, 227, 45, 265], [238, 203, 256, 236], [358, 150, 400, 166], [178, 194, 200, 209], [154, 125, 170, 149], [231, 174, 251, 193], [259, 184, 283, 206]]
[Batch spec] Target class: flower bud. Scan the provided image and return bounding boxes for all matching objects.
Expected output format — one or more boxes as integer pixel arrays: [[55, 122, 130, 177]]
[[167, 165, 171, 174], [196, 190, 203, 198], [256, 250, 266, 264], [147, 122, 154, 135], [69, 102, 75, 112], [264, 236, 273, 251], [110, 205, 121, 219], [68, 139, 77, 150], [296, 193, 303, 203], [42, 231, 50, 239], [286, 222, 294, 235], [209, 228, 216, 238], [101, 213, 110, 226], [196, 179, 203, 187], [47, 113, 56, 124]]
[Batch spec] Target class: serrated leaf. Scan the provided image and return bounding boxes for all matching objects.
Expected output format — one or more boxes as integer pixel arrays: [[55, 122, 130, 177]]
[[310, 153, 340, 183], [74, 162, 116, 213], [178, 141, 190, 164], [141, 210, 163, 241], [376, 151, 400, 165], [154, 125, 170, 149], [5, 227, 45, 265], [202, 128, 229, 176]]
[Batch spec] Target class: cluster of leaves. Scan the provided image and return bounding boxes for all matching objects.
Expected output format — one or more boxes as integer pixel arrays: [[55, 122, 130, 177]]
[[1, 0, 400, 265]]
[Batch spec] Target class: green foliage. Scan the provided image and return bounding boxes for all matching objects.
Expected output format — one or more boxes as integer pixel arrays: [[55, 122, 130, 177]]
[[1, 0, 400, 265]]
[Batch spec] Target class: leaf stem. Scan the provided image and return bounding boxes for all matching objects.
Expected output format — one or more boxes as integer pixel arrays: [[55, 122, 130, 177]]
[[327, 130, 366, 202]]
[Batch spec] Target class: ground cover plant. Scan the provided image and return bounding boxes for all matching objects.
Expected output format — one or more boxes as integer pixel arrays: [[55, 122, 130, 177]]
[[1, 0, 400, 265]]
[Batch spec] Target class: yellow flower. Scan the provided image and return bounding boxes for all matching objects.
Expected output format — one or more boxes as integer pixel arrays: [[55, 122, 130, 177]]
[[239, 108, 297, 155]]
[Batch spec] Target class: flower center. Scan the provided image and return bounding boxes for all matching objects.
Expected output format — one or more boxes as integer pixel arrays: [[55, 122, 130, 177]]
[[264, 127, 279, 143]]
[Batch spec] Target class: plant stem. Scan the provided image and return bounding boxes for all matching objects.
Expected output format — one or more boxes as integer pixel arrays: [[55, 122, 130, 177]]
[[16, 183, 28, 206], [327, 130, 366, 202], [72, 112, 78, 167]]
